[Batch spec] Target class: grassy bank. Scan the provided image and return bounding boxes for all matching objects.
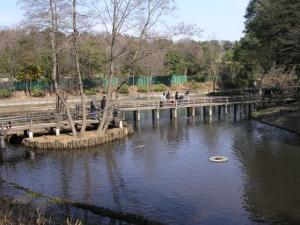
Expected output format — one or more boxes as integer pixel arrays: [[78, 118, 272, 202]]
[[0, 178, 164, 225], [252, 102, 300, 135], [0, 197, 82, 225]]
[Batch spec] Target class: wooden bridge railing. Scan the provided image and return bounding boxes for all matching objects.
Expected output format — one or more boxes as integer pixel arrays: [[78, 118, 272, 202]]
[[114, 95, 261, 110], [0, 94, 296, 131]]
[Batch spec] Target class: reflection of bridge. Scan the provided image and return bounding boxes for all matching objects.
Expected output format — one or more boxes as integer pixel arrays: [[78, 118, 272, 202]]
[[0, 95, 295, 147]]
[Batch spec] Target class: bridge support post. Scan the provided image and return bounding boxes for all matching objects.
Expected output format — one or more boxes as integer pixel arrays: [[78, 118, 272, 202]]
[[224, 105, 228, 115], [119, 120, 123, 128], [152, 109, 159, 120], [253, 103, 257, 112], [170, 108, 177, 119], [248, 103, 252, 117], [156, 109, 160, 120], [187, 107, 195, 118], [121, 111, 125, 121], [209, 105, 213, 117], [133, 110, 141, 122], [203, 106, 207, 117], [234, 104, 238, 119], [55, 127, 60, 136], [240, 104, 243, 115], [192, 107, 195, 117], [0, 132, 5, 150], [218, 105, 222, 116], [152, 109, 160, 120], [28, 131, 33, 139]]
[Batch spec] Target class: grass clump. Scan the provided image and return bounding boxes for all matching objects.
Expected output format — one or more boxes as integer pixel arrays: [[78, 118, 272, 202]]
[[190, 82, 201, 90], [0, 197, 82, 225], [137, 86, 148, 93], [119, 84, 130, 94], [31, 87, 45, 97], [152, 84, 167, 92], [0, 89, 10, 98], [84, 88, 97, 96]]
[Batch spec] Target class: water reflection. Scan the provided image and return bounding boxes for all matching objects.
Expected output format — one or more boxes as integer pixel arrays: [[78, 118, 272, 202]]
[[232, 122, 300, 224], [0, 113, 299, 225]]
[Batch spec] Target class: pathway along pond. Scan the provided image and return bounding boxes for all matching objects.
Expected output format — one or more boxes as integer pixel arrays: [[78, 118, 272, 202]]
[[1, 108, 300, 225]]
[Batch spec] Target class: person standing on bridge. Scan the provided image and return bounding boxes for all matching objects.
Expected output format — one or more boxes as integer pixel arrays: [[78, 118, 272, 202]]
[[101, 96, 106, 113], [166, 91, 170, 100], [175, 91, 179, 100], [6, 121, 12, 130], [160, 93, 166, 107], [90, 101, 97, 119]]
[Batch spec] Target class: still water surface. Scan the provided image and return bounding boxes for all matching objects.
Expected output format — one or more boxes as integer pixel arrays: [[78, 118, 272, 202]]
[[1, 109, 300, 225]]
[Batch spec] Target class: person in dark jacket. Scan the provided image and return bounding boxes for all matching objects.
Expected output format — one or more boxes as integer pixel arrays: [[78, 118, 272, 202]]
[[101, 96, 106, 111], [175, 91, 179, 100], [166, 91, 170, 100], [90, 101, 97, 119], [90, 101, 96, 112]]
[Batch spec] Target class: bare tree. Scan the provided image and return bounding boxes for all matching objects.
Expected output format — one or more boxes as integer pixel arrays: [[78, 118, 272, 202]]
[[20, 0, 77, 136], [92, 0, 175, 135], [203, 41, 222, 92], [72, 0, 87, 137]]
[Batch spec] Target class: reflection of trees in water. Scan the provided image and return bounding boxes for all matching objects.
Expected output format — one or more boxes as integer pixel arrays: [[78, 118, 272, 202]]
[[83, 156, 91, 203], [103, 148, 123, 210], [53, 147, 128, 210], [231, 122, 300, 224], [159, 119, 184, 143], [0, 151, 3, 163], [57, 152, 76, 199], [199, 120, 223, 153]]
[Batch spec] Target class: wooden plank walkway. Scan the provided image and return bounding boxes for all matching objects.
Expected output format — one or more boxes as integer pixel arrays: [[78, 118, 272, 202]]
[[114, 96, 279, 111], [0, 95, 295, 138]]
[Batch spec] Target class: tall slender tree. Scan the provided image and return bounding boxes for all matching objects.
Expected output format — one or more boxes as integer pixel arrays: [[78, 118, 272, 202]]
[[20, 0, 77, 136], [72, 0, 87, 137]]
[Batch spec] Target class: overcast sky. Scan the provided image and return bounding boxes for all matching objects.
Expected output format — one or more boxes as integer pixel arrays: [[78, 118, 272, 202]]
[[0, 0, 250, 41]]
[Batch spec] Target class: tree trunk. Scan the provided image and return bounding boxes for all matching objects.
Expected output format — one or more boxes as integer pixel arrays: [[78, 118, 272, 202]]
[[25, 80, 28, 97], [97, 0, 118, 136], [50, 0, 77, 137], [72, 0, 87, 137], [97, 56, 114, 136], [29, 79, 32, 96]]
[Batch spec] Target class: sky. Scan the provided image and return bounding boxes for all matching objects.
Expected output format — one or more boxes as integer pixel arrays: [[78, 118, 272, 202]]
[[0, 0, 250, 41]]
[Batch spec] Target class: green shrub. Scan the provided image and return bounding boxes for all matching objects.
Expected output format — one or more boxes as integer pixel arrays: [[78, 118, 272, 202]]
[[152, 84, 167, 92], [0, 89, 10, 98], [31, 87, 45, 97], [137, 86, 147, 93], [119, 84, 129, 94], [84, 88, 97, 96]]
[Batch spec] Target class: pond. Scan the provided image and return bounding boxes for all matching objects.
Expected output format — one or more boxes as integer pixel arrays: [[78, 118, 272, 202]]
[[1, 108, 300, 225]]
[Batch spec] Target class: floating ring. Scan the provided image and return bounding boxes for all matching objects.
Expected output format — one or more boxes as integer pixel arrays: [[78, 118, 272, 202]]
[[209, 156, 228, 162]]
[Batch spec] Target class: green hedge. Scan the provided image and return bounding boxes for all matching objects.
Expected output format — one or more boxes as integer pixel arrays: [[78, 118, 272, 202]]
[[119, 84, 129, 94], [0, 89, 10, 98], [31, 87, 45, 97]]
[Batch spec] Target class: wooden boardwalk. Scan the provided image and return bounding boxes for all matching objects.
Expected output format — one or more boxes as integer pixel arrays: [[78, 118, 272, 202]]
[[0, 95, 294, 143]]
